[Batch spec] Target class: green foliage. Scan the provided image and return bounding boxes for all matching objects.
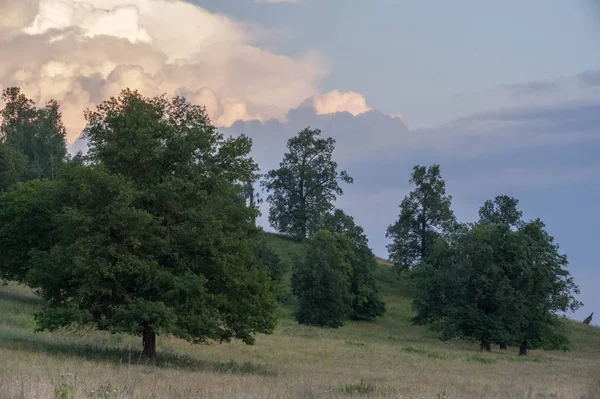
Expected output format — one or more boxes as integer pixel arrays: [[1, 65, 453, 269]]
[[478, 194, 523, 228], [0, 142, 25, 193], [291, 230, 353, 327], [322, 209, 385, 320], [261, 127, 353, 240], [386, 164, 456, 272], [412, 222, 516, 347], [242, 180, 262, 226], [250, 237, 288, 302], [0, 87, 67, 184], [411, 216, 582, 354], [0, 89, 278, 357], [252, 237, 286, 283], [0, 179, 59, 283], [339, 380, 376, 395], [505, 219, 583, 352]]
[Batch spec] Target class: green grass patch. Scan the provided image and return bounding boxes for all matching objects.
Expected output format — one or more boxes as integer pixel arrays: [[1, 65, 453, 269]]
[[339, 379, 377, 395]]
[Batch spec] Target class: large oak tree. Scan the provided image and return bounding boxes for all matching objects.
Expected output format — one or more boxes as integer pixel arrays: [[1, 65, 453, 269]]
[[0, 89, 278, 360]]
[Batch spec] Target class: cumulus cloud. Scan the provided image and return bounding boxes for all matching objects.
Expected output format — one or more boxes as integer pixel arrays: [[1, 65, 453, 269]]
[[221, 93, 600, 171], [310, 90, 371, 116], [0, 0, 329, 142]]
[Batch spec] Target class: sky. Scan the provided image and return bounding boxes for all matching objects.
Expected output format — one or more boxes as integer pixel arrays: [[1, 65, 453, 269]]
[[1, 0, 599, 325]]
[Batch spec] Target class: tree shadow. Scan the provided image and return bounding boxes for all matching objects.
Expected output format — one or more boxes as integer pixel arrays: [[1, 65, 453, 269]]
[[0, 330, 276, 377], [0, 288, 44, 307]]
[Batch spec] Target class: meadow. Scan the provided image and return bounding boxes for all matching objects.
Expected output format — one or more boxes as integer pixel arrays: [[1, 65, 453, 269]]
[[0, 234, 598, 399]]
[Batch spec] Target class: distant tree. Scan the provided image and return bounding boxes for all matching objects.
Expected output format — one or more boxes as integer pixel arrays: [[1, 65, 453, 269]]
[[0, 89, 278, 360], [291, 229, 353, 327], [411, 222, 514, 351], [476, 195, 525, 349], [243, 180, 262, 227], [262, 127, 353, 240], [322, 209, 385, 320], [506, 219, 582, 355], [478, 195, 523, 228], [0, 87, 67, 183], [386, 165, 456, 271]]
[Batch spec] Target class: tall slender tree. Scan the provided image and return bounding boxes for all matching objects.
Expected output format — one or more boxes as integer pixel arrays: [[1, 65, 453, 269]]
[[262, 127, 353, 240], [386, 165, 456, 271]]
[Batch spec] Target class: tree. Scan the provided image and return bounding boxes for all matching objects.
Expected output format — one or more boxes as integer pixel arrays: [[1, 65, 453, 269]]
[[477, 194, 524, 349], [0, 87, 67, 182], [506, 219, 582, 355], [322, 209, 385, 320], [0, 89, 278, 360], [411, 218, 582, 355], [411, 222, 515, 351], [262, 127, 353, 240], [386, 165, 456, 271], [291, 229, 353, 327], [478, 195, 523, 228]]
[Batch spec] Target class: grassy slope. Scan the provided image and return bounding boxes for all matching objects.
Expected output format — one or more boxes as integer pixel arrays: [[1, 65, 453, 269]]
[[0, 233, 598, 398]]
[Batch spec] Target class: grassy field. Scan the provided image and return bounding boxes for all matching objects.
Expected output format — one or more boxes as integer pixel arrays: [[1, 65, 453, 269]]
[[0, 234, 599, 398]]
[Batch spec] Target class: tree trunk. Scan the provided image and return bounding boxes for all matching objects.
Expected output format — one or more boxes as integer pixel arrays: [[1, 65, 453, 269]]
[[519, 341, 527, 356], [479, 340, 491, 352], [142, 327, 156, 361], [299, 179, 307, 239], [249, 185, 256, 227]]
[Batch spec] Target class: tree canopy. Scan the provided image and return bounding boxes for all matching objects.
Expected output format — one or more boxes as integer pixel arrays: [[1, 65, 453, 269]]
[[291, 229, 354, 328], [0, 89, 278, 360], [411, 215, 582, 355], [262, 127, 353, 240], [386, 164, 456, 271], [478, 194, 523, 228], [0, 87, 67, 186], [322, 209, 385, 321]]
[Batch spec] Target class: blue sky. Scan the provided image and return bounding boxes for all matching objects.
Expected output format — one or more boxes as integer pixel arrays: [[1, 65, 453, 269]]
[[208, 0, 600, 324], [197, 0, 600, 127], [3, 0, 597, 325]]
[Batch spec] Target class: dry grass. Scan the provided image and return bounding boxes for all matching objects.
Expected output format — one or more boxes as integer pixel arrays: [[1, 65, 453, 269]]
[[0, 281, 598, 399], [0, 235, 598, 398]]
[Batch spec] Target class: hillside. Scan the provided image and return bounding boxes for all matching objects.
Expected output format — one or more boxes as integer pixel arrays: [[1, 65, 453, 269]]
[[0, 232, 598, 398]]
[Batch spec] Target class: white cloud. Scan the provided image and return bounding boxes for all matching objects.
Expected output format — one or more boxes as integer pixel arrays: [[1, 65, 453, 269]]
[[0, 0, 328, 142], [311, 90, 371, 116]]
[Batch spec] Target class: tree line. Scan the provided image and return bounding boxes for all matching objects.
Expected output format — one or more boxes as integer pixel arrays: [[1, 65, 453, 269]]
[[386, 165, 582, 355], [0, 87, 582, 360]]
